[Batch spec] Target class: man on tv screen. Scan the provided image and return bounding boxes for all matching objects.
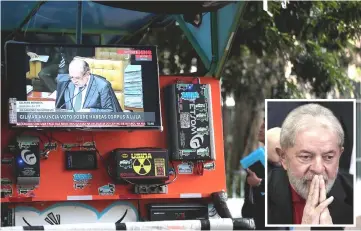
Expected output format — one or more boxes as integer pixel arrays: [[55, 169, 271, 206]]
[[55, 59, 123, 112]]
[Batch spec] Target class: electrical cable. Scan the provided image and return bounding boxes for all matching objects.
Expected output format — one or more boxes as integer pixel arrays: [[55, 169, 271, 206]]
[[90, 132, 137, 185]]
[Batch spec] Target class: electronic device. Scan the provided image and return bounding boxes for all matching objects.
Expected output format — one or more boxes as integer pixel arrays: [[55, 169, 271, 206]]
[[164, 83, 215, 160], [1, 204, 14, 227], [240, 147, 265, 175], [148, 203, 208, 221], [65, 151, 97, 170], [14, 136, 40, 186], [111, 148, 169, 184], [5, 41, 162, 130]]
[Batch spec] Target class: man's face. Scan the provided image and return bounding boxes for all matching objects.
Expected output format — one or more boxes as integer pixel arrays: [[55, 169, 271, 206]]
[[280, 126, 343, 199], [69, 68, 89, 88]]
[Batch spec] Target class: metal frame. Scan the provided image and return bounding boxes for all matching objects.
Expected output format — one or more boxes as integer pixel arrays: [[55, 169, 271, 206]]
[[174, 15, 211, 70], [76, 1, 83, 44], [6, 1, 245, 77], [214, 1, 246, 78], [174, 2, 246, 78]]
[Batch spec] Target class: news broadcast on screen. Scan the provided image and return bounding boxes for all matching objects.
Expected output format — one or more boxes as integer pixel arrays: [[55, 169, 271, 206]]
[[5, 42, 162, 129]]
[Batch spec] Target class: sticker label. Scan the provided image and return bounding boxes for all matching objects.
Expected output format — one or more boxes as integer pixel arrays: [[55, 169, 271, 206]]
[[1, 178, 12, 185], [74, 183, 89, 190], [154, 158, 165, 177], [1, 157, 13, 165], [98, 184, 115, 195], [73, 173, 92, 182], [62, 143, 79, 150], [118, 160, 132, 170], [17, 186, 35, 196], [204, 162, 215, 171], [1, 187, 13, 197], [180, 112, 190, 128], [195, 103, 207, 113], [179, 131, 186, 148], [44, 142, 57, 151], [196, 113, 208, 122], [197, 126, 209, 136], [177, 162, 194, 174], [197, 147, 210, 157], [132, 154, 152, 176], [180, 92, 200, 101], [179, 149, 192, 157]]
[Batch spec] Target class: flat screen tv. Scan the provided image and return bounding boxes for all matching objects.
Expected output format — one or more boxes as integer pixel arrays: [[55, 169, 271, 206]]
[[4, 41, 162, 130]]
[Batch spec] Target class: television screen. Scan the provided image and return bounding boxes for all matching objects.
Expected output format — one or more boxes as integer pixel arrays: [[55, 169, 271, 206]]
[[5, 42, 162, 130]]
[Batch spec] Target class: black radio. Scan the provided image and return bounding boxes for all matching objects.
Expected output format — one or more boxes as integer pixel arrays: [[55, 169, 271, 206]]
[[164, 83, 215, 160], [111, 148, 169, 184]]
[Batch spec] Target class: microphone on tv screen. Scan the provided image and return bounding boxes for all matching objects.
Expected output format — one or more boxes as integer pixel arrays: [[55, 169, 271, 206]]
[[56, 81, 86, 110]]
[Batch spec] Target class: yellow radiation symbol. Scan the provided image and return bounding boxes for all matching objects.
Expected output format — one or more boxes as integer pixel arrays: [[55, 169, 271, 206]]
[[133, 158, 152, 175]]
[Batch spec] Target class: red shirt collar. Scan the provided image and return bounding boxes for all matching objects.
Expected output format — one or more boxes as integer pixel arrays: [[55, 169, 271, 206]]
[[290, 184, 306, 202], [290, 184, 306, 224]]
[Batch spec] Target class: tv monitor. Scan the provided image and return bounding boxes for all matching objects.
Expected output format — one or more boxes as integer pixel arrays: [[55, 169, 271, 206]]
[[4, 41, 162, 130]]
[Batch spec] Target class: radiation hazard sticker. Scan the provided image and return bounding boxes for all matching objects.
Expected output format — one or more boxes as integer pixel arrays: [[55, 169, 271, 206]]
[[133, 158, 152, 175]]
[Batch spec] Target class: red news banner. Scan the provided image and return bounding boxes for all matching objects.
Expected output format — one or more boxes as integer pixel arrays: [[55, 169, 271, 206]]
[[117, 49, 152, 61], [17, 122, 146, 127]]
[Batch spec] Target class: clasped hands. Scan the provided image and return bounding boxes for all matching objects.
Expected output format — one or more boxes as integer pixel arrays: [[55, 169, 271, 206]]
[[301, 175, 334, 225]]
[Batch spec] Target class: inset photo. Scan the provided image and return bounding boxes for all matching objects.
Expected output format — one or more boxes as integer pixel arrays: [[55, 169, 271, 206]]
[[265, 99, 356, 227]]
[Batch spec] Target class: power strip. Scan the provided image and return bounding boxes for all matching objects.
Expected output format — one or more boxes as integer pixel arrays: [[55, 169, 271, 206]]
[[134, 184, 168, 194]]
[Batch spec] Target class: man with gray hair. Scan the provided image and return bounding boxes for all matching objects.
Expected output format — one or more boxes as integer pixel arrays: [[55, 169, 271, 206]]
[[55, 59, 122, 112], [268, 103, 353, 226]]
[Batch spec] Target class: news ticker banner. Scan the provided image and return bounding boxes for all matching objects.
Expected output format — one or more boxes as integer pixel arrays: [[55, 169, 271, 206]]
[[16, 112, 155, 123], [13, 101, 155, 123]]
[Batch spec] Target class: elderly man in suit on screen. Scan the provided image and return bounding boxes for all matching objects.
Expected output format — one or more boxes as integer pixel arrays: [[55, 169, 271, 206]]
[[55, 59, 122, 112]]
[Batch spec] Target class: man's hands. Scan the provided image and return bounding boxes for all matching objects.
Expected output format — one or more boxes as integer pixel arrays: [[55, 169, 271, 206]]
[[27, 52, 39, 59], [246, 169, 262, 187], [319, 176, 333, 224], [301, 175, 334, 225]]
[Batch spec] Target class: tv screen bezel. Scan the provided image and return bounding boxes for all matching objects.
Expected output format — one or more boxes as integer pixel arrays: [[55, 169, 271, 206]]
[[4, 41, 163, 131]]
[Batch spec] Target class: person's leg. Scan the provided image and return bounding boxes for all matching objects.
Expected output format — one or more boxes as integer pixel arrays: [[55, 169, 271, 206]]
[[38, 64, 59, 92]]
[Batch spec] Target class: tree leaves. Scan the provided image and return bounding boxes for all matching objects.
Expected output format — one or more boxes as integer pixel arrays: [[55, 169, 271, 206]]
[[223, 1, 361, 98]]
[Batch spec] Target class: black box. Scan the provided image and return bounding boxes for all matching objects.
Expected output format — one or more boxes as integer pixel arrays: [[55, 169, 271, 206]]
[[164, 83, 215, 160], [111, 149, 169, 184], [15, 136, 40, 185], [65, 151, 97, 170], [148, 203, 209, 221]]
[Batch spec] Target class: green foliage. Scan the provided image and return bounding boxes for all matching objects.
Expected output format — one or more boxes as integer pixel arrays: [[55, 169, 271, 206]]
[[139, 24, 206, 76], [223, 1, 361, 98]]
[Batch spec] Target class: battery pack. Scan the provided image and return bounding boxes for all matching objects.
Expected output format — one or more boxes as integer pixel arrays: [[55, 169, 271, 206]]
[[15, 136, 40, 186], [65, 151, 97, 170], [111, 148, 169, 184], [164, 83, 215, 160]]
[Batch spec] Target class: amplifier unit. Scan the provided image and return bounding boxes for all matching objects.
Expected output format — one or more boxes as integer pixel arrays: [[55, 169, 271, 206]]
[[14, 136, 40, 186], [148, 203, 209, 221], [164, 83, 215, 160], [111, 148, 169, 184]]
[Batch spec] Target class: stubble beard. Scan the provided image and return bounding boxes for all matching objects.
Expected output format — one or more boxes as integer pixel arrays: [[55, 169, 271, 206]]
[[286, 162, 337, 200]]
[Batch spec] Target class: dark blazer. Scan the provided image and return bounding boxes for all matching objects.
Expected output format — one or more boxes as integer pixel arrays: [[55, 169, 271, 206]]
[[55, 74, 123, 112], [242, 162, 281, 230], [268, 168, 353, 230]]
